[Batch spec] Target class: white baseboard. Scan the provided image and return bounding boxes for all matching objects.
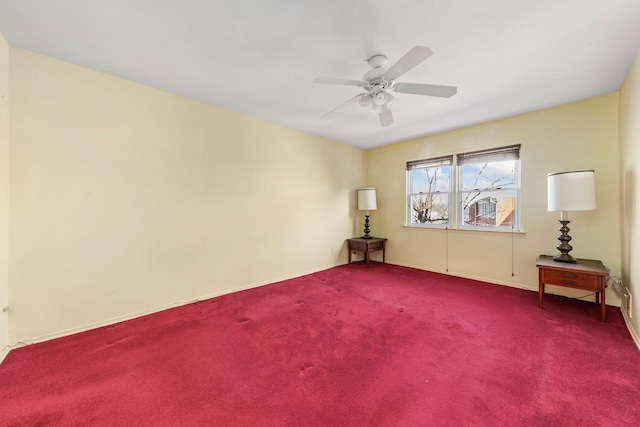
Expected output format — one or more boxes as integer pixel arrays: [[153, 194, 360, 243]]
[[0, 345, 9, 365], [11, 291, 256, 347], [9, 263, 342, 348], [392, 261, 536, 292], [621, 307, 640, 351]]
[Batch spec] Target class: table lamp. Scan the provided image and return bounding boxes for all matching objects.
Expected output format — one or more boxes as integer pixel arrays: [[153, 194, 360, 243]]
[[358, 188, 377, 239], [547, 170, 596, 263]]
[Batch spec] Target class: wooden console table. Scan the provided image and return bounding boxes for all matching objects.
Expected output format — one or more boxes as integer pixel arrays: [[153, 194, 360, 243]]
[[536, 255, 608, 321], [347, 237, 387, 267]]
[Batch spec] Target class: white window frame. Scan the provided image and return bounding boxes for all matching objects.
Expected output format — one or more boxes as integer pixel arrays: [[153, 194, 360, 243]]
[[406, 145, 521, 232]]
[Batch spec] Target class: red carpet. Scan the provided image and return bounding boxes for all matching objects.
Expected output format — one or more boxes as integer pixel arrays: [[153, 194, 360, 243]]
[[1, 263, 639, 426]]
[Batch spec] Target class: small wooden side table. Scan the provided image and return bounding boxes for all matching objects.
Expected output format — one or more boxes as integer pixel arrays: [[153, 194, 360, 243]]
[[536, 255, 608, 321], [347, 237, 387, 267]]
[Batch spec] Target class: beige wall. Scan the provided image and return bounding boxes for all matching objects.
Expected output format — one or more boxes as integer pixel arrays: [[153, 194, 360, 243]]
[[367, 94, 621, 301], [8, 48, 366, 343], [0, 33, 9, 354], [620, 47, 640, 338]]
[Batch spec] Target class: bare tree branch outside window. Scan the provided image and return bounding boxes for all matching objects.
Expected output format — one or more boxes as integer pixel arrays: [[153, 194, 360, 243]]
[[460, 161, 516, 227], [410, 166, 449, 224]]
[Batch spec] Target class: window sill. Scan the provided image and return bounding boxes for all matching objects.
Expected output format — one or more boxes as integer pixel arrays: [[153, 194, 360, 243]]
[[402, 225, 526, 235]]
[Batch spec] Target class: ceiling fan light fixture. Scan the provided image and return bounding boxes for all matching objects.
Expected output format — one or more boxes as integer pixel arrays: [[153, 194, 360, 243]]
[[359, 94, 373, 108], [373, 91, 388, 106]]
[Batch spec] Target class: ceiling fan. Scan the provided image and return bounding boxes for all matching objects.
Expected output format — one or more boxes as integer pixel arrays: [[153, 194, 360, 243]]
[[313, 46, 457, 127]]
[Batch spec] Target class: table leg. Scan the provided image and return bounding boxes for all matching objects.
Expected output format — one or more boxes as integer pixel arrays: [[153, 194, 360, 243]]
[[538, 269, 544, 308], [366, 248, 370, 267], [600, 279, 606, 322]]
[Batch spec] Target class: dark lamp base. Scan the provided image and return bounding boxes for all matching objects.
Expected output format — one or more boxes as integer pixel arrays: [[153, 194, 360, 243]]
[[362, 214, 373, 240], [553, 219, 577, 263], [554, 253, 577, 263]]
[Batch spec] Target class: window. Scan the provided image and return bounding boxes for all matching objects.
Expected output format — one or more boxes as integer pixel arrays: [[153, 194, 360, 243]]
[[406, 144, 520, 231], [406, 155, 453, 227]]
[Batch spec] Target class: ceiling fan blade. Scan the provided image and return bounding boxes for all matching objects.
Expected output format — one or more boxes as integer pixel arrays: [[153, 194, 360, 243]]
[[379, 105, 394, 127], [321, 94, 364, 119], [313, 77, 367, 87], [383, 46, 433, 81], [392, 83, 457, 98]]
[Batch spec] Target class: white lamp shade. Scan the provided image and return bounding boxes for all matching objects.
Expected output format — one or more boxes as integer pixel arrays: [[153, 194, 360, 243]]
[[357, 188, 377, 211], [547, 170, 596, 212]]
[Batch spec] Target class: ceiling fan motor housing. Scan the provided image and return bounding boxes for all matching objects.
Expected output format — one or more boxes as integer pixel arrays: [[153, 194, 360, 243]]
[[362, 55, 395, 108], [314, 46, 457, 126], [363, 69, 391, 89]]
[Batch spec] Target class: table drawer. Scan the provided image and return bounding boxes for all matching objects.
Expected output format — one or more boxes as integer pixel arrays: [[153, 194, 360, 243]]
[[367, 241, 384, 250], [349, 240, 368, 252], [542, 269, 600, 291]]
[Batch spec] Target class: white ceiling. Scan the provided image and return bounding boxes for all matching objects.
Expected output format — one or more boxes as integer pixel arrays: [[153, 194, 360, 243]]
[[1, 0, 639, 149]]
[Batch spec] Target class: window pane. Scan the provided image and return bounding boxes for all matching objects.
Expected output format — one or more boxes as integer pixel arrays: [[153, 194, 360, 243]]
[[410, 166, 450, 193], [460, 160, 516, 191], [409, 194, 450, 225], [460, 190, 516, 228]]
